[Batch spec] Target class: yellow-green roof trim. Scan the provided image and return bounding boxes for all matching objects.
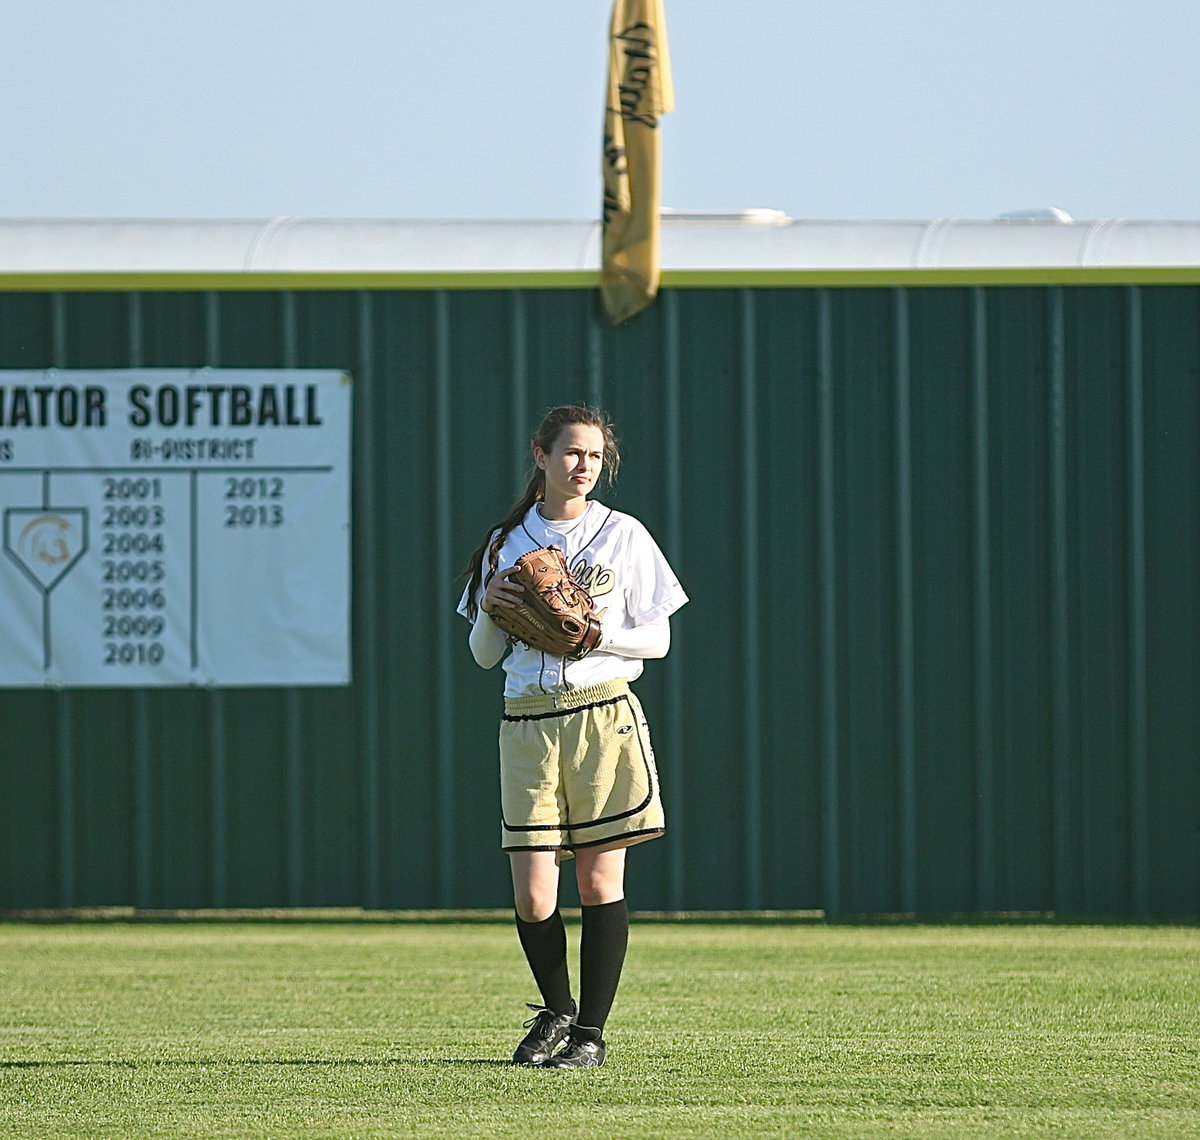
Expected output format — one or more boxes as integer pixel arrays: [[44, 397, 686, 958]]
[[3, 265, 1200, 293]]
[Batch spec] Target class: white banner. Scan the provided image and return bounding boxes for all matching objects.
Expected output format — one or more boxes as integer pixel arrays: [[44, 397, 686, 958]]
[[0, 369, 351, 687]]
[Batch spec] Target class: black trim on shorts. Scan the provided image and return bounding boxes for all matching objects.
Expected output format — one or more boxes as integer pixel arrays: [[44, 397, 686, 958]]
[[502, 693, 626, 722], [501, 828, 665, 854]]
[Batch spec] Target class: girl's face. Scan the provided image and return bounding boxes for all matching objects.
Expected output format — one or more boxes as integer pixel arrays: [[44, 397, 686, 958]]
[[536, 424, 606, 504]]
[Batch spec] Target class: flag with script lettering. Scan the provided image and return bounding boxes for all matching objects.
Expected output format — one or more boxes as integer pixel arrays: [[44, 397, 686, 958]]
[[601, 0, 674, 325]]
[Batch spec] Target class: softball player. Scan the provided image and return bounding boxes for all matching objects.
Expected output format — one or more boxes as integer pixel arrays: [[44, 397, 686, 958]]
[[459, 404, 687, 1068]]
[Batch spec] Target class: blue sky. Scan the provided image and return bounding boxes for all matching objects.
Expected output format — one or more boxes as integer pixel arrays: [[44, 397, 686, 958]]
[[2, 0, 1197, 222]]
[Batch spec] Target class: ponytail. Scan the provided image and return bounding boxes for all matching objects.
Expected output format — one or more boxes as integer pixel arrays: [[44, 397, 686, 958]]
[[461, 469, 544, 621]]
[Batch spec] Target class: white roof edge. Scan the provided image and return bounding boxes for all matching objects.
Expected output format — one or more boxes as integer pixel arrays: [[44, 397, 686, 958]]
[[3, 216, 1200, 274]]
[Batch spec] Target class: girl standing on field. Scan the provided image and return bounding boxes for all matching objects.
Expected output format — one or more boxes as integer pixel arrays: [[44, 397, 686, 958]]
[[459, 404, 687, 1069]]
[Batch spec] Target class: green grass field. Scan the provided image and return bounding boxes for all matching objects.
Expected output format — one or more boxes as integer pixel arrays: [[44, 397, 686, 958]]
[[1, 920, 1197, 1138]]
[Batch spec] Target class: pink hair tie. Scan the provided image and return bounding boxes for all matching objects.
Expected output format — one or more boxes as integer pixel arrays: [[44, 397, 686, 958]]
[[530, 437, 540, 451]]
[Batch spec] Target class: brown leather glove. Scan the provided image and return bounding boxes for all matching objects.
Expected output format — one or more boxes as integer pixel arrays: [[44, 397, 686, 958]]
[[485, 545, 602, 660]]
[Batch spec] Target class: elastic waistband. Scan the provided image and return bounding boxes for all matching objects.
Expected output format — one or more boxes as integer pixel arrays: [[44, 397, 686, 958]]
[[503, 678, 630, 719]]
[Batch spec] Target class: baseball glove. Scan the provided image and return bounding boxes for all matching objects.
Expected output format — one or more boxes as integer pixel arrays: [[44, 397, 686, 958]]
[[486, 545, 602, 660]]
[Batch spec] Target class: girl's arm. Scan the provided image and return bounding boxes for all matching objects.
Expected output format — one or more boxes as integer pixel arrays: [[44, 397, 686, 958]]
[[468, 565, 524, 668], [469, 610, 509, 668], [599, 617, 670, 659], [473, 612, 671, 665]]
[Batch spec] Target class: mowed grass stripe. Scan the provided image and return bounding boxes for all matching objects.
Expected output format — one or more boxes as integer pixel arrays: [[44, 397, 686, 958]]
[[1, 923, 1196, 1138]]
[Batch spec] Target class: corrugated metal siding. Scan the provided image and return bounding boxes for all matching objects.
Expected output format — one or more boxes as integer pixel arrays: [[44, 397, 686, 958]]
[[1, 283, 1197, 916]]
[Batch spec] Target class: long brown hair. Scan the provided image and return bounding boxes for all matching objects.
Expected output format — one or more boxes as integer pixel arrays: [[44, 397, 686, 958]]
[[461, 405, 620, 619]]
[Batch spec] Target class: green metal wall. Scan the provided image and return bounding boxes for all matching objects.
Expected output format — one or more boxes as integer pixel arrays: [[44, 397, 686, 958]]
[[1, 283, 1197, 916]]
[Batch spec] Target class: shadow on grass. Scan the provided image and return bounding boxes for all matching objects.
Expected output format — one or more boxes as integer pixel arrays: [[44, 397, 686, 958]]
[[1, 1057, 512, 1069], [3, 908, 1197, 926]]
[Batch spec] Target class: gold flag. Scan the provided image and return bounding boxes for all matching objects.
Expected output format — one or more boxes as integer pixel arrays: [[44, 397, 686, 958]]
[[601, 0, 674, 325]]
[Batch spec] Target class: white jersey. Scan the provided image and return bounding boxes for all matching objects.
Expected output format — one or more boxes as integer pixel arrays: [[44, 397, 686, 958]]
[[458, 499, 688, 698]]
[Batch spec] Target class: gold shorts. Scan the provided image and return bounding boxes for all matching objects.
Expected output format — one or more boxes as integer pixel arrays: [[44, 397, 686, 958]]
[[499, 679, 665, 858]]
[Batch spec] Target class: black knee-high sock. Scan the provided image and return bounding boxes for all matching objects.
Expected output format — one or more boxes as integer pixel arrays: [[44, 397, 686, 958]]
[[514, 910, 574, 1016], [577, 898, 629, 1033]]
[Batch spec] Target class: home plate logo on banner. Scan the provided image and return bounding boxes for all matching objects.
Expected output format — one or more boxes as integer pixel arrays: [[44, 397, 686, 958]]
[[5, 508, 90, 592], [4, 506, 89, 671]]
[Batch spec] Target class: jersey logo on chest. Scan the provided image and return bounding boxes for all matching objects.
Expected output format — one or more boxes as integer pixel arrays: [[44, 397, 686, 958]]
[[569, 554, 616, 599]]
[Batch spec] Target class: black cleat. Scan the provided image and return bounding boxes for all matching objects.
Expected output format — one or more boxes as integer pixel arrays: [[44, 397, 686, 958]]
[[512, 1003, 574, 1066], [541, 1024, 606, 1068]]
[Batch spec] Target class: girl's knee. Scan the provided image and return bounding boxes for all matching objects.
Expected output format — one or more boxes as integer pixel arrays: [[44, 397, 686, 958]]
[[576, 880, 612, 907], [514, 892, 557, 923], [510, 851, 560, 922], [513, 871, 559, 922], [575, 865, 625, 907]]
